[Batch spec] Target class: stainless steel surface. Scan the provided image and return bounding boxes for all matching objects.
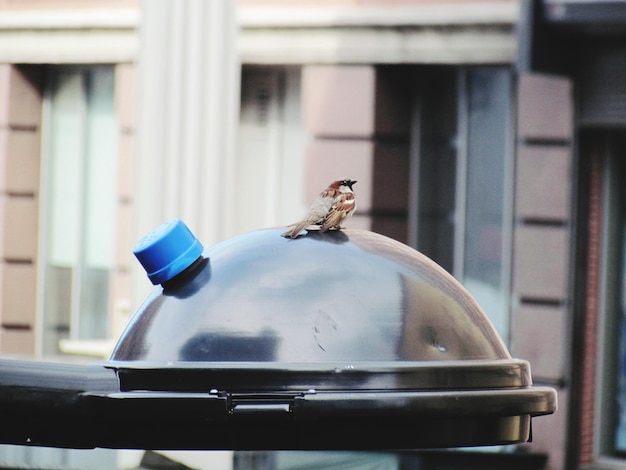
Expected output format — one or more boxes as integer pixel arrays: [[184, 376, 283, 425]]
[[108, 359, 534, 392], [112, 228, 509, 363]]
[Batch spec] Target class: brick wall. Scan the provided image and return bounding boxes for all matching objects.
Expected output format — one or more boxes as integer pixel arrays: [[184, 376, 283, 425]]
[[0, 65, 43, 355], [111, 63, 136, 340]]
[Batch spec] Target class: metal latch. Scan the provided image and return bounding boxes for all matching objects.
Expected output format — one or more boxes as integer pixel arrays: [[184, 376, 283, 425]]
[[228, 390, 317, 419]]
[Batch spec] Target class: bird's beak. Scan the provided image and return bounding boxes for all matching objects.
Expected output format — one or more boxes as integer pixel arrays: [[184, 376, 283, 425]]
[[350, 180, 357, 186]]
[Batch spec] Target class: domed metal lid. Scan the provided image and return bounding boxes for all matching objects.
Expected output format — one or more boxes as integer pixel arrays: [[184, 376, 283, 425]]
[[112, 228, 509, 363]]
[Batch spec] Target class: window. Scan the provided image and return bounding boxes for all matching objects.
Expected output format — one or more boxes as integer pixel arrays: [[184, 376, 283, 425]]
[[39, 66, 118, 355], [596, 132, 626, 459], [614, 152, 626, 455], [413, 67, 513, 341], [236, 65, 305, 233]]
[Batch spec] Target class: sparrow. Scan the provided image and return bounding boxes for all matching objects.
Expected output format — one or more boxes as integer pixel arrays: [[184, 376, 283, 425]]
[[282, 179, 357, 239]]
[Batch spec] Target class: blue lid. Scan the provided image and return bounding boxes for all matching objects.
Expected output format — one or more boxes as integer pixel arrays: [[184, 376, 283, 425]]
[[133, 219, 204, 285]]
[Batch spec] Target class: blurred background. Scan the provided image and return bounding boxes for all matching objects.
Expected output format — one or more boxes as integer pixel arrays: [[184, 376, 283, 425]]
[[0, 0, 624, 468]]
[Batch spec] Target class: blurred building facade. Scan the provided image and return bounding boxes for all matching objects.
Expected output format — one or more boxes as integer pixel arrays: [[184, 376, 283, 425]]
[[0, 0, 625, 469], [0, 0, 138, 360]]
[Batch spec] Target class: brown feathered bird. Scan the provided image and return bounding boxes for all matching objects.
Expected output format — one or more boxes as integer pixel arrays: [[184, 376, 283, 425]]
[[282, 179, 357, 239]]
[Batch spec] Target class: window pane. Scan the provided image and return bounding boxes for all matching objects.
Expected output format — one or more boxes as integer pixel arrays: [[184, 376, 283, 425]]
[[80, 66, 117, 340], [42, 266, 71, 355], [415, 67, 512, 341], [592, 132, 626, 457], [79, 268, 110, 339], [463, 68, 511, 339], [416, 68, 458, 274], [48, 68, 83, 267], [616, 225, 626, 452], [609, 137, 626, 454], [84, 66, 117, 269]]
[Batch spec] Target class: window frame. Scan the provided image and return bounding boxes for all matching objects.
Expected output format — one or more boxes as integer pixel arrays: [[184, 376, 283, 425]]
[[594, 132, 626, 467], [36, 64, 118, 356], [408, 65, 515, 344]]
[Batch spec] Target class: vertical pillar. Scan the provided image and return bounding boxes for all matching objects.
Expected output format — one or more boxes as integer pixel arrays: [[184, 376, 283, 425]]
[[133, 0, 240, 305]]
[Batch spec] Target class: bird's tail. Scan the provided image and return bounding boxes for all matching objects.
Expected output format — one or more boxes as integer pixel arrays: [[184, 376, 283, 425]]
[[281, 221, 310, 239]]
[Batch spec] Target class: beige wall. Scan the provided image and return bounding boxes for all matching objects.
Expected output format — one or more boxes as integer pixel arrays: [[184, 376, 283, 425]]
[[111, 63, 136, 340], [0, 0, 137, 9], [240, 0, 514, 5], [0, 65, 43, 355], [511, 73, 574, 470]]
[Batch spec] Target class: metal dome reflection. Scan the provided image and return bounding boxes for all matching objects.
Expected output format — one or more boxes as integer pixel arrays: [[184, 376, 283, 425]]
[[111, 228, 510, 363]]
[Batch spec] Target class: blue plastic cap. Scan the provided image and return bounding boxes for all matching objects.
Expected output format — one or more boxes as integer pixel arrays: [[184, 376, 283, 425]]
[[133, 219, 204, 285]]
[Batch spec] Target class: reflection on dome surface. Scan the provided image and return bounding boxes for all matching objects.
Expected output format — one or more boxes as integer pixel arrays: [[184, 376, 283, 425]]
[[111, 228, 509, 362]]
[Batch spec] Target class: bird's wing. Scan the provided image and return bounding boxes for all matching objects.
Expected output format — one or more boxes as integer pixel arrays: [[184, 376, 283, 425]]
[[320, 193, 355, 231], [282, 195, 336, 238], [307, 194, 336, 222]]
